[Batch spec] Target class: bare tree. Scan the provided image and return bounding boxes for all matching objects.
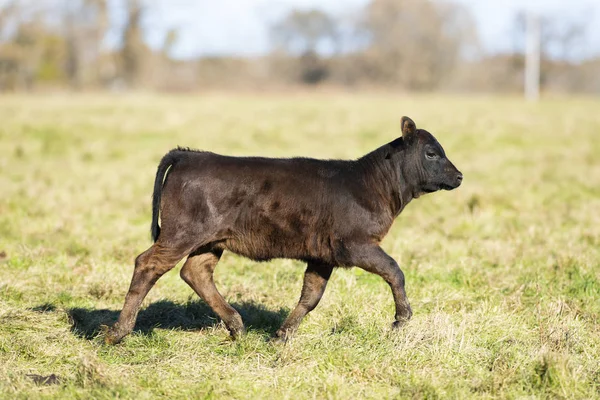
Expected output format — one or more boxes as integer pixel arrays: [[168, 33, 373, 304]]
[[512, 9, 590, 61], [361, 0, 478, 89], [62, 0, 108, 89], [270, 8, 339, 84], [121, 0, 147, 88], [162, 28, 178, 58], [85, 0, 109, 85], [508, 9, 593, 93], [4, 7, 46, 90], [63, 6, 80, 88], [271, 9, 338, 55]]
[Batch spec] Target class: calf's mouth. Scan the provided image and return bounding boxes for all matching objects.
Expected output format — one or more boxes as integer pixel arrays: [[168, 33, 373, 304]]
[[440, 183, 458, 191]]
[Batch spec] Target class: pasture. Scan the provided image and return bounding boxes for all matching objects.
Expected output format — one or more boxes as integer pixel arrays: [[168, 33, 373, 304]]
[[0, 94, 599, 399]]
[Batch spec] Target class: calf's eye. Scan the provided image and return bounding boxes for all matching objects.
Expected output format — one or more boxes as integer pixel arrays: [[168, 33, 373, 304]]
[[425, 151, 437, 160]]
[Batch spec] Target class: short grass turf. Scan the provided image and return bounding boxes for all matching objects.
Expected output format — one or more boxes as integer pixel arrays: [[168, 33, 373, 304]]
[[0, 93, 599, 399]]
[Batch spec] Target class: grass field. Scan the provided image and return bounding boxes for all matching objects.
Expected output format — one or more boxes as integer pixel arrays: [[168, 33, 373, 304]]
[[0, 93, 599, 399]]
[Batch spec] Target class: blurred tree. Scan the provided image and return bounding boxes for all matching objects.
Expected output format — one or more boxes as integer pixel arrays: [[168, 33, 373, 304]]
[[270, 9, 338, 84], [361, 0, 479, 89], [38, 32, 67, 83], [509, 9, 592, 92], [58, 0, 108, 88], [511, 10, 589, 61], [0, 2, 20, 90], [162, 28, 178, 58], [64, 8, 80, 88], [84, 0, 109, 86], [121, 0, 148, 88], [271, 9, 339, 55], [7, 14, 45, 90], [541, 13, 589, 62]]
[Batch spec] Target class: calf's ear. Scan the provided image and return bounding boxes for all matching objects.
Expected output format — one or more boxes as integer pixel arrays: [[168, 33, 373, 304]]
[[401, 116, 416, 138]]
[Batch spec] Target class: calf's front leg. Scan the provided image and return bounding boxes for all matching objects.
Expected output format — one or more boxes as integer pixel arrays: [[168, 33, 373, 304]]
[[351, 244, 412, 328], [274, 262, 333, 342]]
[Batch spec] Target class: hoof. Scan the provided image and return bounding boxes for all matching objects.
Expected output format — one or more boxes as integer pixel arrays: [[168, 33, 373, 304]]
[[272, 329, 294, 344], [393, 306, 412, 330], [229, 326, 246, 340], [270, 337, 287, 345], [102, 324, 125, 345], [392, 319, 409, 330], [270, 333, 289, 345]]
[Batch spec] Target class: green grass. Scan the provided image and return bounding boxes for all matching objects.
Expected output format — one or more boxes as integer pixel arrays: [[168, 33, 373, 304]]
[[1, 93, 599, 399]]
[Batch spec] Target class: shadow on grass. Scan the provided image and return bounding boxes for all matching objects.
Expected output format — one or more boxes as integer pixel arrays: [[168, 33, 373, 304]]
[[30, 303, 57, 313], [66, 300, 288, 340]]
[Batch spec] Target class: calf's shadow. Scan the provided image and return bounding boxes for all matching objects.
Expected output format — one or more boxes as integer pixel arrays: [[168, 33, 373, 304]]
[[67, 300, 288, 340]]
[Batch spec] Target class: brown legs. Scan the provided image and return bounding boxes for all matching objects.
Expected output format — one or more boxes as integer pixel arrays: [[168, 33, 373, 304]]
[[105, 242, 190, 344], [107, 244, 245, 345], [273, 245, 412, 343], [179, 249, 245, 338], [352, 245, 412, 328], [275, 262, 333, 342], [273, 245, 411, 343], [106, 242, 408, 345], [182, 255, 333, 342]]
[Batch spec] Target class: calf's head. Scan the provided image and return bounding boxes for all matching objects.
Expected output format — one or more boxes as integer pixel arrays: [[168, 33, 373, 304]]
[[394, 116, 463, 196]]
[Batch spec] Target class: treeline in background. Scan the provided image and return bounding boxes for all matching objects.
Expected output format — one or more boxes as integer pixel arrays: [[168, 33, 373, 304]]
[[0, 0, 599, 93]]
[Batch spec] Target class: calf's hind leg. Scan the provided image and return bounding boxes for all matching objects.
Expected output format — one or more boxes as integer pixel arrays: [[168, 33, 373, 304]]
[[274, 262, 333, 342], [105, 242, 190, 344], [180, 249, 245, 338]]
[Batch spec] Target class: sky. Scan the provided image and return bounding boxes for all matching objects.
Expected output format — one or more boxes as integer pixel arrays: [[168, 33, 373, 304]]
[[116, 0, 600, 59]]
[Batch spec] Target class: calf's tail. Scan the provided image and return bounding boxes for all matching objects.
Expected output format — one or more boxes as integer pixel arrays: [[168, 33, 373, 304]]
[[151, 150, 180, 242]]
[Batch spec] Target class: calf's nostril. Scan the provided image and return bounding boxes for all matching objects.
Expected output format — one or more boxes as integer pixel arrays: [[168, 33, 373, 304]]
[[456, 174, 463, 182]]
